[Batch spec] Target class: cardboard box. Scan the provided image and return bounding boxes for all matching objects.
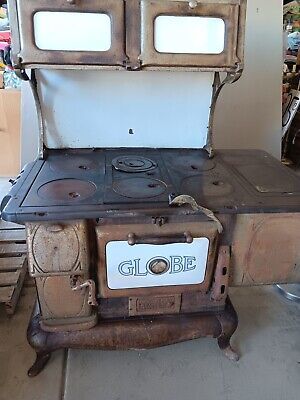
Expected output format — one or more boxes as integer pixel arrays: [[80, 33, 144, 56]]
[[0, 89, 21, 176]]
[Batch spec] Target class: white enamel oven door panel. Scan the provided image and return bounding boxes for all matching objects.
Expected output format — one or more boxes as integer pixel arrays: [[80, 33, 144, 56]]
[[106, 238, 209, 289], [12, 0, 126, 67], [140, 0, 247, 70], [96, 222, 219, 298]]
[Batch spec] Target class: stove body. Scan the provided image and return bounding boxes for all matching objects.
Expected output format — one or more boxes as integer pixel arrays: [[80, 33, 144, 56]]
[[3, 0, 300, 376]]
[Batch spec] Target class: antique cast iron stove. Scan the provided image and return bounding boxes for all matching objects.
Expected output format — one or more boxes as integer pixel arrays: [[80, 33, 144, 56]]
[[3, 0, 300, 377]]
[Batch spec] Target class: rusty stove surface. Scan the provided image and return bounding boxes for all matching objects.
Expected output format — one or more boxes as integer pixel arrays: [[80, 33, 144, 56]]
[[3, 148, 300, 223]]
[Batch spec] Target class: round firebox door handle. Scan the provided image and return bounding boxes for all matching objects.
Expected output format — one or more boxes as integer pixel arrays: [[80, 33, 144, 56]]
[[127, 232, 193, 246], [46, 224, 64, 233]]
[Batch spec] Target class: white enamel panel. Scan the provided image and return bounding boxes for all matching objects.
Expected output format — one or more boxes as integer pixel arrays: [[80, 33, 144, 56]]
[[33, 12, 111, 51], [154, 16, 225, 54], [37, 70, 214, 149], [106, 238, 209, 290]]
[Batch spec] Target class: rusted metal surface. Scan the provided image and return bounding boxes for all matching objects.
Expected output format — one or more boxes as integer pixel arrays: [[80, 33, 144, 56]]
[[26, 220, 98, 330], [140, 0, 246, 70], [211, 245, 230, 302], [9, 0, 246, 71], [26, 221, 89, 277], [205, 68, 243, 157], [3, 149, 300, 222], [129, 294, 182, 316], [230, 213, 300, 286], [27, 297, 238, 376], [10, 0, 126, 68]]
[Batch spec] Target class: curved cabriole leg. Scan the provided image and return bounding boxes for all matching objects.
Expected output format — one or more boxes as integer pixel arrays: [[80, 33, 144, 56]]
[[28, 352, 51, 377], [216, 297, 239, 362], [27, 303, 53, 377]]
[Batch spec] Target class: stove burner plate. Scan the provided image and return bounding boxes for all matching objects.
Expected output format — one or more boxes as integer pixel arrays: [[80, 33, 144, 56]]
[[112, 156, 157, 173], [181, 176, 233, 197], [37, 179, 97, 202], [49, 156, 98, 173], [113, 178, 167, 199], [167, 154, 216, 173]]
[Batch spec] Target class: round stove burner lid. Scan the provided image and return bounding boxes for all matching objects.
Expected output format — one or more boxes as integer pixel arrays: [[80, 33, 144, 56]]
[[37, 179, 97, 202], [173, 155, 216, 173], [113, 178, 166, 199], [112, 156, 157, 173]]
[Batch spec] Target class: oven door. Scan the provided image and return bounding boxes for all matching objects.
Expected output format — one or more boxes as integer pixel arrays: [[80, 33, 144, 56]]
[[139, 0, 246, 71], [10, 0, 126, 68], [96, 222, 218, 298]]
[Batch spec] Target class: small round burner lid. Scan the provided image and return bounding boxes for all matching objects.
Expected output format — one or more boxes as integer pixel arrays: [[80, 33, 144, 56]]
[[37, 179, 97, 202], [112, 156, 157, 173], [113, 178, 166, 199]]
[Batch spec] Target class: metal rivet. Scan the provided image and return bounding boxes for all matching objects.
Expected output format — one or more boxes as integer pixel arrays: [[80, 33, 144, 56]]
[[189, 1, 198, 9]]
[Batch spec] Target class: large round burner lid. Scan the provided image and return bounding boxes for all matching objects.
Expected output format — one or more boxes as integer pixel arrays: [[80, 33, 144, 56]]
[[113, 178, 166, 199], [37, 179, 97, 202], [112, 156, 157, 173]]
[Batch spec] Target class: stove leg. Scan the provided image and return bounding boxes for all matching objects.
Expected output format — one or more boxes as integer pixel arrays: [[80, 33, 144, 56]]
[[28, 352, 51, 377], [216, 297, 239, 362], [217, 337, 239, 362], [27, 304, 53, 377]]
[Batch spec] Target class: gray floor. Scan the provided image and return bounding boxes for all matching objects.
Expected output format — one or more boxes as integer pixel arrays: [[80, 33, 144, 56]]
[[0, 179, 300, 399]]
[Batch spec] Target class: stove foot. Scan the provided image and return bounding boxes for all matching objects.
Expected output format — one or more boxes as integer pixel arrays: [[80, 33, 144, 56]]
[[28, 352, 51, 377], [216, 297, 239, 362], [218, 341, 239, 362]]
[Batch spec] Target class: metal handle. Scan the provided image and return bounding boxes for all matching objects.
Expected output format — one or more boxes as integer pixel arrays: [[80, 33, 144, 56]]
[[127, 232, 193, 246], [46, 224, 64, 233]]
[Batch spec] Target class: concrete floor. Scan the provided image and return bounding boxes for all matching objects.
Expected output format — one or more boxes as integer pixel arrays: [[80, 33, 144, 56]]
[[0, 178, 300, 399]]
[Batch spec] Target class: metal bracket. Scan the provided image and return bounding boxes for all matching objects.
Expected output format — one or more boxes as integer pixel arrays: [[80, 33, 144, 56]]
[[70, 276, 98, 307], [205, 63, 243, 158], [211, 246, 230, 301], [14, 68, 45, 160]]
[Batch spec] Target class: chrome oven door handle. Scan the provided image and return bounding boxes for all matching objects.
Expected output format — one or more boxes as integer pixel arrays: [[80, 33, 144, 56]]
[[127, 232, 193, 246]]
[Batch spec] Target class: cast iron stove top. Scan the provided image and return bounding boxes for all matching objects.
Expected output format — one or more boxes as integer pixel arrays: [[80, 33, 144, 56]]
[[2, 148, 300, 223]]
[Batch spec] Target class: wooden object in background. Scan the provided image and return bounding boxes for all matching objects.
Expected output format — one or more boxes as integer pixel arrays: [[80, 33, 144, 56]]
[[0, 89, 21, 177], [0, 219, 27, 314]]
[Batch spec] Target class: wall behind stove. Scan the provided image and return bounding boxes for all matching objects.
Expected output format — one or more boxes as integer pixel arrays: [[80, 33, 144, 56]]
[[214, 0, 283, 159], [21, 0, 283, 165]]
